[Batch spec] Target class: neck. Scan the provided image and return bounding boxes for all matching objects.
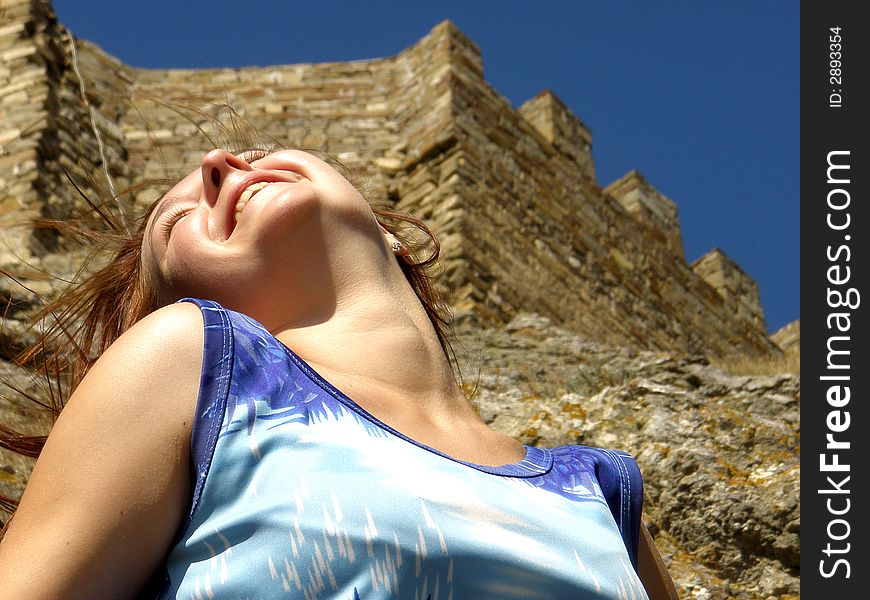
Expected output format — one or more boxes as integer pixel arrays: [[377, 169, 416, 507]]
[[270, 277, 468, 421], [269, 264, 525, 468]]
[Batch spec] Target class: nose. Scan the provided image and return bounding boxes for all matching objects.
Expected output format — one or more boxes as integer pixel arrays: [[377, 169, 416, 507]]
[[201, 149, 252, 205]]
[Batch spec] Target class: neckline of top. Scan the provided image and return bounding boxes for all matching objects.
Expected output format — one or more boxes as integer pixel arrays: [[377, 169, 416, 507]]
[[238, 311, 554, 478]]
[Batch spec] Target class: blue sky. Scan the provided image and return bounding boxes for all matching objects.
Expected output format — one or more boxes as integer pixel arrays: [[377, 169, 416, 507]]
[[53, 1, 799, 334]]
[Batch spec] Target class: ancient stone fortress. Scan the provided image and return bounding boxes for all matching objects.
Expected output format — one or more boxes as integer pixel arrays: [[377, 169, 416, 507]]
[[2, 1, 799, 598], [0, 0, 792, 359]]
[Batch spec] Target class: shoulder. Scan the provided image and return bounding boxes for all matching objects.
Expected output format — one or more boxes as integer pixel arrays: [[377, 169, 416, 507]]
[[109, 300, 204, 356], [554, 445, 644, 497], [551, 444, 641, 471], [89, 301, 205, 384], [57, 298, 206, 426], [60, 301, 206, 438], [0, 303, 207, 597]]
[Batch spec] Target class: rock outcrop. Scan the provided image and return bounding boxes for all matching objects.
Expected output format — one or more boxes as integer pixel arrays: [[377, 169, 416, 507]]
[[458, 314, 799, 599]]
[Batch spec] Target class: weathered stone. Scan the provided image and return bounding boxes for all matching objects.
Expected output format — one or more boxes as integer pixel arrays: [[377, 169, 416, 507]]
[[457, 314, 799, 599], [771, 319, 800, 356], [605, 170, 684, 261], [692, 248, 767, 335]]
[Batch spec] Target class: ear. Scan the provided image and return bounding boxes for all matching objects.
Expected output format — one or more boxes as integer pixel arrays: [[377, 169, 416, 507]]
[[378, 224, 410, 257]]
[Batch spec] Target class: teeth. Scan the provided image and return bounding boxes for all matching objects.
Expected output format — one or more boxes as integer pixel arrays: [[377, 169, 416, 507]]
[[235, 181, 278, 221]]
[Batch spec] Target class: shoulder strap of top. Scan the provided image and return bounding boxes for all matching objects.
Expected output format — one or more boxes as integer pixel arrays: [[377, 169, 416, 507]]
[[153, 299, 234, 599], [592, 447, 644, 569], [177, 298, 234, 525]]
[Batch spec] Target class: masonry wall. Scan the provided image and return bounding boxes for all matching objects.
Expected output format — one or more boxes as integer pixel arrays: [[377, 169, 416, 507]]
[[692, 248, 767, 335], [1, 5, 780, 360], [430, 23, 774, 356], [1, 0, 131, 267], [1, 0, 52, 265]]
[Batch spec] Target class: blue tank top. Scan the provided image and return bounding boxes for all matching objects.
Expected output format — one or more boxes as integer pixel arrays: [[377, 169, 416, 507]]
[[158, 299, 648, 599]]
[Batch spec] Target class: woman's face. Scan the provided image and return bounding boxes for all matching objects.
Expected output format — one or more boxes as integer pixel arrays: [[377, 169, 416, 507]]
[[141, 149, 388, 327]]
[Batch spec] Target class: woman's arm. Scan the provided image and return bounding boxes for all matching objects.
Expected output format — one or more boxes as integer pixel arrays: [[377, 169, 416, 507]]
[[638, 520, 680, 600], [0, 302, 204, 599]]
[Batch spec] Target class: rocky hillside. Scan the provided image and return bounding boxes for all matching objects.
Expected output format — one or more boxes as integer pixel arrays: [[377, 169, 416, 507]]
[[456, 314, 799, 599]]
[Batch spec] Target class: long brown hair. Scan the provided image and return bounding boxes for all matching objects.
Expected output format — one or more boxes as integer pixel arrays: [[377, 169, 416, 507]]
[[0, 146, 454, 528]]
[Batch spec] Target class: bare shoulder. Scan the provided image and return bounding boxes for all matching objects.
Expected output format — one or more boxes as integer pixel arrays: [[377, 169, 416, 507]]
[[58, 300, 207, 447], [0, 302, 206, 598], [94, 300, 204, 377], [62, 300, 206, 423]]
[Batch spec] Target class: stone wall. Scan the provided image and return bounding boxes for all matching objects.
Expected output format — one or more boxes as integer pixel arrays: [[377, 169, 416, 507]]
[[771, 319, 800, 356], [0, 0, 131, 278], [432, 22, 775, 357], [517, 89, 595, 181], [2, 8, 783, 360], [605, 170, 684, 261], [1, 0, 51, 265], [692, 248, 767, 335]]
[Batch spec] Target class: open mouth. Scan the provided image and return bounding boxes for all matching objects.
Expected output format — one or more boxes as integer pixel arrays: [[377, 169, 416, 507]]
[[234, 181, 281, 222]]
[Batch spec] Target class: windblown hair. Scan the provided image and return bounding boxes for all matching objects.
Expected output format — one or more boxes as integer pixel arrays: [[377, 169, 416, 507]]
[[0, 138, 454, 530]]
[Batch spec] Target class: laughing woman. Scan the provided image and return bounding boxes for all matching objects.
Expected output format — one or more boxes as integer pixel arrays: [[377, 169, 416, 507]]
[[0, 148, 676, 599]]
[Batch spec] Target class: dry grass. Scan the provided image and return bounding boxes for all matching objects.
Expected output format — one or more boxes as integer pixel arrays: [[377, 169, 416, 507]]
[[712, 351, 800, 376]]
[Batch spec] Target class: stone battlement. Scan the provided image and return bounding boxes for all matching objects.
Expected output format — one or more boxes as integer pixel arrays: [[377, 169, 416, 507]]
[[1, 0, 780, 358]]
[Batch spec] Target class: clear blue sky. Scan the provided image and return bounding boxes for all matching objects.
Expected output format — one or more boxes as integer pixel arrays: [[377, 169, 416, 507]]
[[53, 1, 799, 334]]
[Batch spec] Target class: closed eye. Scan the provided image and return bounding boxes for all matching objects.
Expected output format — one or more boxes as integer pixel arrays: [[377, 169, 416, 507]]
[[160, 205, 194, 243], [238, 148, 272, 162]]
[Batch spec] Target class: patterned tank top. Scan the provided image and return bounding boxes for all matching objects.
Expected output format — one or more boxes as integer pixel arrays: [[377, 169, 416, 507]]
[[158, 299, 648, 599]]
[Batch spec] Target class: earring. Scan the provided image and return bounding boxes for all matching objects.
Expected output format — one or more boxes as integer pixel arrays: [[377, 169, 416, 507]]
[[381, 227, 409, 257], [388, 235, 408, 257]]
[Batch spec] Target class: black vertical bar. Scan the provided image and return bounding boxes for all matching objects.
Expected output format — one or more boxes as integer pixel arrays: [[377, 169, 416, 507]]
[[801, 1, 868, 596]]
